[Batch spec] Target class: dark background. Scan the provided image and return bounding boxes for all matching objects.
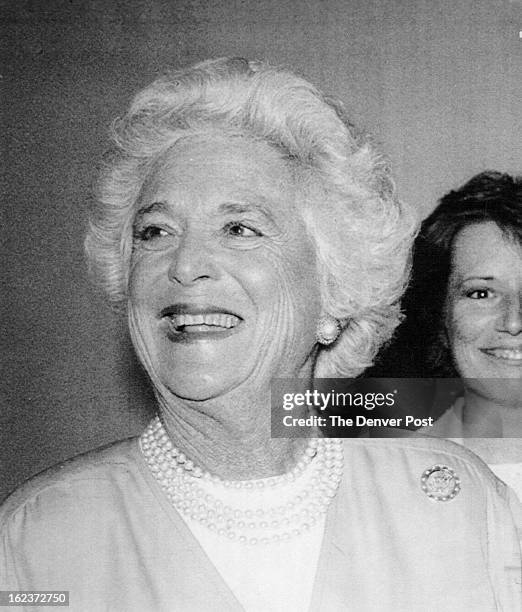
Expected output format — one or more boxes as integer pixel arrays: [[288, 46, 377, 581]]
[[1, 0, 521, 502]]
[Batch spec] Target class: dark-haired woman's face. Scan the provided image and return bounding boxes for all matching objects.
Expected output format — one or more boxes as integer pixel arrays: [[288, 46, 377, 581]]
[[445, 222, 522, 404]]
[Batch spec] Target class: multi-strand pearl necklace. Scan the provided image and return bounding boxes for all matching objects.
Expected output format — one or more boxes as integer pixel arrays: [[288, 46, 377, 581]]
[[140, 416, 343, 545]]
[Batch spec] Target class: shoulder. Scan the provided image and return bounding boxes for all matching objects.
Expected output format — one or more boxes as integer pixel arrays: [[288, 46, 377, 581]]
[[0, 436, 170, 598], [0, 437, 141, 531], [335, 437, 521, 608], [340, 436, 522, 554], [343, 436, 511, 497]]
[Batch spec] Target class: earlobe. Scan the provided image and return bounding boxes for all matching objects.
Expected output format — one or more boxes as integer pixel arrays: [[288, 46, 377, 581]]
[[316, 315, 341, 345]]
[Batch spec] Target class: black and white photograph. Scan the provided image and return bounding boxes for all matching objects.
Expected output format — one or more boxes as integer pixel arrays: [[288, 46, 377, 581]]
[[1, 1, 521, 610]]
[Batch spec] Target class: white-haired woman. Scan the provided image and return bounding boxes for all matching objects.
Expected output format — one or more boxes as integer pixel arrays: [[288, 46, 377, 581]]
[[1, 58, 520, 611]]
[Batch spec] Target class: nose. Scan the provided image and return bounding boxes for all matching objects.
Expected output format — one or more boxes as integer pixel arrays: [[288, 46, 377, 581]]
[[499, 295, 522, 335], [167, 233, 219, 286]]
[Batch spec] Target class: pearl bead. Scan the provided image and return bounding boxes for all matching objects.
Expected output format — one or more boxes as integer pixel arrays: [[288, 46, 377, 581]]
[[139, 416, 343, 546]]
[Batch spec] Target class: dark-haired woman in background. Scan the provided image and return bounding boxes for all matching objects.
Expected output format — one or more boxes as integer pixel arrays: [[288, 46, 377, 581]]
[[373, 171, 522, 501]]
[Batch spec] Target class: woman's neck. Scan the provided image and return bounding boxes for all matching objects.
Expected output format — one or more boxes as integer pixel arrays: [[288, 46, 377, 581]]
[[461, 390, 522, 436], [460, 390, 522, 462], [156, 386, 314, 481]]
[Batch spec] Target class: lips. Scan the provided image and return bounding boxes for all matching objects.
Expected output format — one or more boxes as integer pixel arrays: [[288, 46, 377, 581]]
[[160, 304, 244, 339], [481, 347, 522, 363]]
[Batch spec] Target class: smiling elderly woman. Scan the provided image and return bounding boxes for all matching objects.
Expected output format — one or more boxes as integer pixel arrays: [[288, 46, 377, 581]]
[[1, 59, 521, 611]]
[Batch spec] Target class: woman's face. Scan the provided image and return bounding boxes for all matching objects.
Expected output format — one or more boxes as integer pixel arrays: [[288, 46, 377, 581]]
[[128, 134, 321, 401], [445, 222, 522, 404]]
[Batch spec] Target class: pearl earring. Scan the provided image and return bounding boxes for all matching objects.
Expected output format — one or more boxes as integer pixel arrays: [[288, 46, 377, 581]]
[[316, 315, 340, 345]]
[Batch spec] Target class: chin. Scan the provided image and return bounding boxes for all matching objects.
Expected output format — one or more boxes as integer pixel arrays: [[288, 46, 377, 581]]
[[463, 376, 522, 409], [159, 367, 247, 401]]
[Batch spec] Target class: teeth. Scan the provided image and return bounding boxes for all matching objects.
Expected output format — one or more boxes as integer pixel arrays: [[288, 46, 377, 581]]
[[485, 349, 522, 361], [169, 313, 241, 330]]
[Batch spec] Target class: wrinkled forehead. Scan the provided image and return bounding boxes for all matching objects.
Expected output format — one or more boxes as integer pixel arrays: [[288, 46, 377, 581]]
[[138, 132, 300, 209]]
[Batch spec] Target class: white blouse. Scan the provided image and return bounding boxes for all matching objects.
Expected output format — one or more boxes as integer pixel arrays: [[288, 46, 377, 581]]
[[182, 475, 326, 612]]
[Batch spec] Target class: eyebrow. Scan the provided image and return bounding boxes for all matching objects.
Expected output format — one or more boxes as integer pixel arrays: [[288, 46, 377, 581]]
[[134, 201, 169, 218], [459, 276, 496, 282], [133, 199, 278, 223], [218, 200, 276, 221]]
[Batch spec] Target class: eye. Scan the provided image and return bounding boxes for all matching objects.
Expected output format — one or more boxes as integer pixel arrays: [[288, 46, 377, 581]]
[[135, 225, 169, 241], [132, 224, 176, 251], [223, 222, 262, 238], [466, 288, 495, 299]]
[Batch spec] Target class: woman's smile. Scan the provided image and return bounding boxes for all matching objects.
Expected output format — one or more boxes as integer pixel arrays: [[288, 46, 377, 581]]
[[160, 304, 244, 342], [479, 346, 522, 365]]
